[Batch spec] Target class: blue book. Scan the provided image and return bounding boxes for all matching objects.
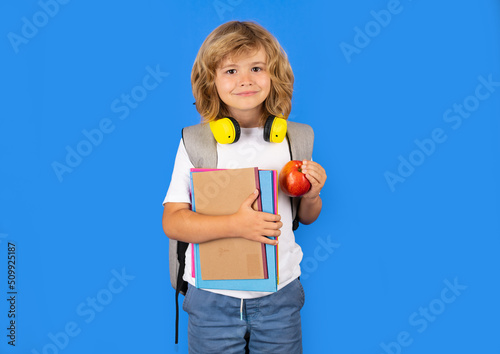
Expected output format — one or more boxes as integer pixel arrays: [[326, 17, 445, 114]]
[[192, 170, 277, 292]]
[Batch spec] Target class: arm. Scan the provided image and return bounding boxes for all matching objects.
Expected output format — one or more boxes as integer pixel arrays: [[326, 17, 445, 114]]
[[297, 160, 327, 225], [162, 190, 281, 246]]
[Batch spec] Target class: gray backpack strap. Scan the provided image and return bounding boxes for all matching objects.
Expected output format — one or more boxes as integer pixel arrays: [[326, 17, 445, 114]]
[[286, 122, 314, 226], [182, 123, 217, 169], [287, 121, 314, 162]]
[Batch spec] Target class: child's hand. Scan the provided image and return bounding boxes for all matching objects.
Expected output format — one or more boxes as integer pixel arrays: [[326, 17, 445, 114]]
[[231, 190, 282, 246], [300, 160, 327, 200]]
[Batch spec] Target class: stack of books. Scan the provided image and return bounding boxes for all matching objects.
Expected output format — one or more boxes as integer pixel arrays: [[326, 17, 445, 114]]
[[190, 167, 279, 292]]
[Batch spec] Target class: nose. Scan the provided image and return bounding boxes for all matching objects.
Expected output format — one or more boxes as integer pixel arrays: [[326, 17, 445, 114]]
[[238, 72, 252, 86]]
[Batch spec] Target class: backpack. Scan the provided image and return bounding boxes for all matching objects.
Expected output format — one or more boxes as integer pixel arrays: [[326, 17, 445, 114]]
[[169, 121, 314, 343]]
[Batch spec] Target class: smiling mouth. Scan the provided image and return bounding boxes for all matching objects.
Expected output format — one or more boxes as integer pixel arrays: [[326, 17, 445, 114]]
[[235, 91, 259, 96]]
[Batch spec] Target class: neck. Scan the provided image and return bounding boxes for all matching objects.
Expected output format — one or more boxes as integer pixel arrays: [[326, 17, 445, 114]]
[[228, 107, 264, 128]]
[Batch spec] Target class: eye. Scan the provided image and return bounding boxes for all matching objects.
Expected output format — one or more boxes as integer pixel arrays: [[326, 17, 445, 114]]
[[251, 67, 262, 72], [225, 69, 236, 74]]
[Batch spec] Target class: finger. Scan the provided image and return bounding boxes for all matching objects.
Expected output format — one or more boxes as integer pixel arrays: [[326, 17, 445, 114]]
[[303, 160, 325, 174], [260, 236, 279, 246], [304, 170, 321, 185], [305, 167, 326, 185], [254, 211, 280, 222], [261, 220, 283, 231], [241, 189, 259, 208], [302, 160, 319, 170], [274, 220, 283, 230], [302, 162, 323, 176], [261, 212, 281, 222], [301, 163, 316, 176], [253, 218, 282, 234], [252, 232, 279, 244]]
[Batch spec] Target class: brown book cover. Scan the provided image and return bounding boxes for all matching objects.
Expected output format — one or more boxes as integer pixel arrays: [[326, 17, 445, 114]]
[[191, 167, 268, 280]]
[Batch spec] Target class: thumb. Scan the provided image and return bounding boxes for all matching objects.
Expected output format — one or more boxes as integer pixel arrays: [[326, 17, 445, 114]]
[[241, 189, 259, 208]]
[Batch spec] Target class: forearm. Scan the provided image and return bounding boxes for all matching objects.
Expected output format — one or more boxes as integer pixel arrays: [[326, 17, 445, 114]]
[[163, 207, 238, 244], [297, 195, 322, 225], [162, 197, 282, 246]]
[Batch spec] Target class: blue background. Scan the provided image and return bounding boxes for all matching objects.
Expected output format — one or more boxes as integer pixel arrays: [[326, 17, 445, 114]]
[[1, 0, 499, 353]]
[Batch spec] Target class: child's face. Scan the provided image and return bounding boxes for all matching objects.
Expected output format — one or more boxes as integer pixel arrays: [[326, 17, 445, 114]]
[[215, 47, 271, 125]]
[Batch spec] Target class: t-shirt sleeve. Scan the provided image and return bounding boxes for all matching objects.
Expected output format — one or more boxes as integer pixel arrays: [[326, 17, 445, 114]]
[[162, 139, 194, 205]]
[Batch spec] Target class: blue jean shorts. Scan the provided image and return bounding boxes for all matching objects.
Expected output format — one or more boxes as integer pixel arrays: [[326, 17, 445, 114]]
[[182, 278, 305, 354]]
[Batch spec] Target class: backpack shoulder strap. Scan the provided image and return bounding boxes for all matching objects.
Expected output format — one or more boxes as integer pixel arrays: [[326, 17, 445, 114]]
[[182, 123, 217, 169], [286, 122, 314, 229], [287, 121, 314, 161]]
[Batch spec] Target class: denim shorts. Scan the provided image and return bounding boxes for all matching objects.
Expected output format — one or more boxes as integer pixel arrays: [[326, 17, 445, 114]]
[[182, 278, 305, 354]]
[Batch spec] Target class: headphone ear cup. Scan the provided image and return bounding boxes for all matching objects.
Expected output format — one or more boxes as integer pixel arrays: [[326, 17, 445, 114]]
[[263, 115, 287, 143], [209, 117, 240, 144], [263, 116, 273, 142]]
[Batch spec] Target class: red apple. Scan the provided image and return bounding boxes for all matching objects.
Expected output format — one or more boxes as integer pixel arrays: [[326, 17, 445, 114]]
[[279, 160, 311, 197]]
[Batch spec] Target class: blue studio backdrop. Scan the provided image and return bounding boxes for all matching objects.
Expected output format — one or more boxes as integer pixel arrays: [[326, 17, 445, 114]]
[[1, 1, 499, 353]]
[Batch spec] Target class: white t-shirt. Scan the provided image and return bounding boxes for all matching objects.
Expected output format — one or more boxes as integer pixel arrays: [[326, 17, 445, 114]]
[[163, 127, 303, 299]]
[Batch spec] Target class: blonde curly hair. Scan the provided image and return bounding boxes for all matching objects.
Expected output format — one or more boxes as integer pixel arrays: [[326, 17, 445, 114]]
[[191, 21, 294, 125]]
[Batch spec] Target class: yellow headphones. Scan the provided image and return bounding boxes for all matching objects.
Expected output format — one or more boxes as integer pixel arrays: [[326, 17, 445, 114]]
[[209, 115, 287, 144]]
